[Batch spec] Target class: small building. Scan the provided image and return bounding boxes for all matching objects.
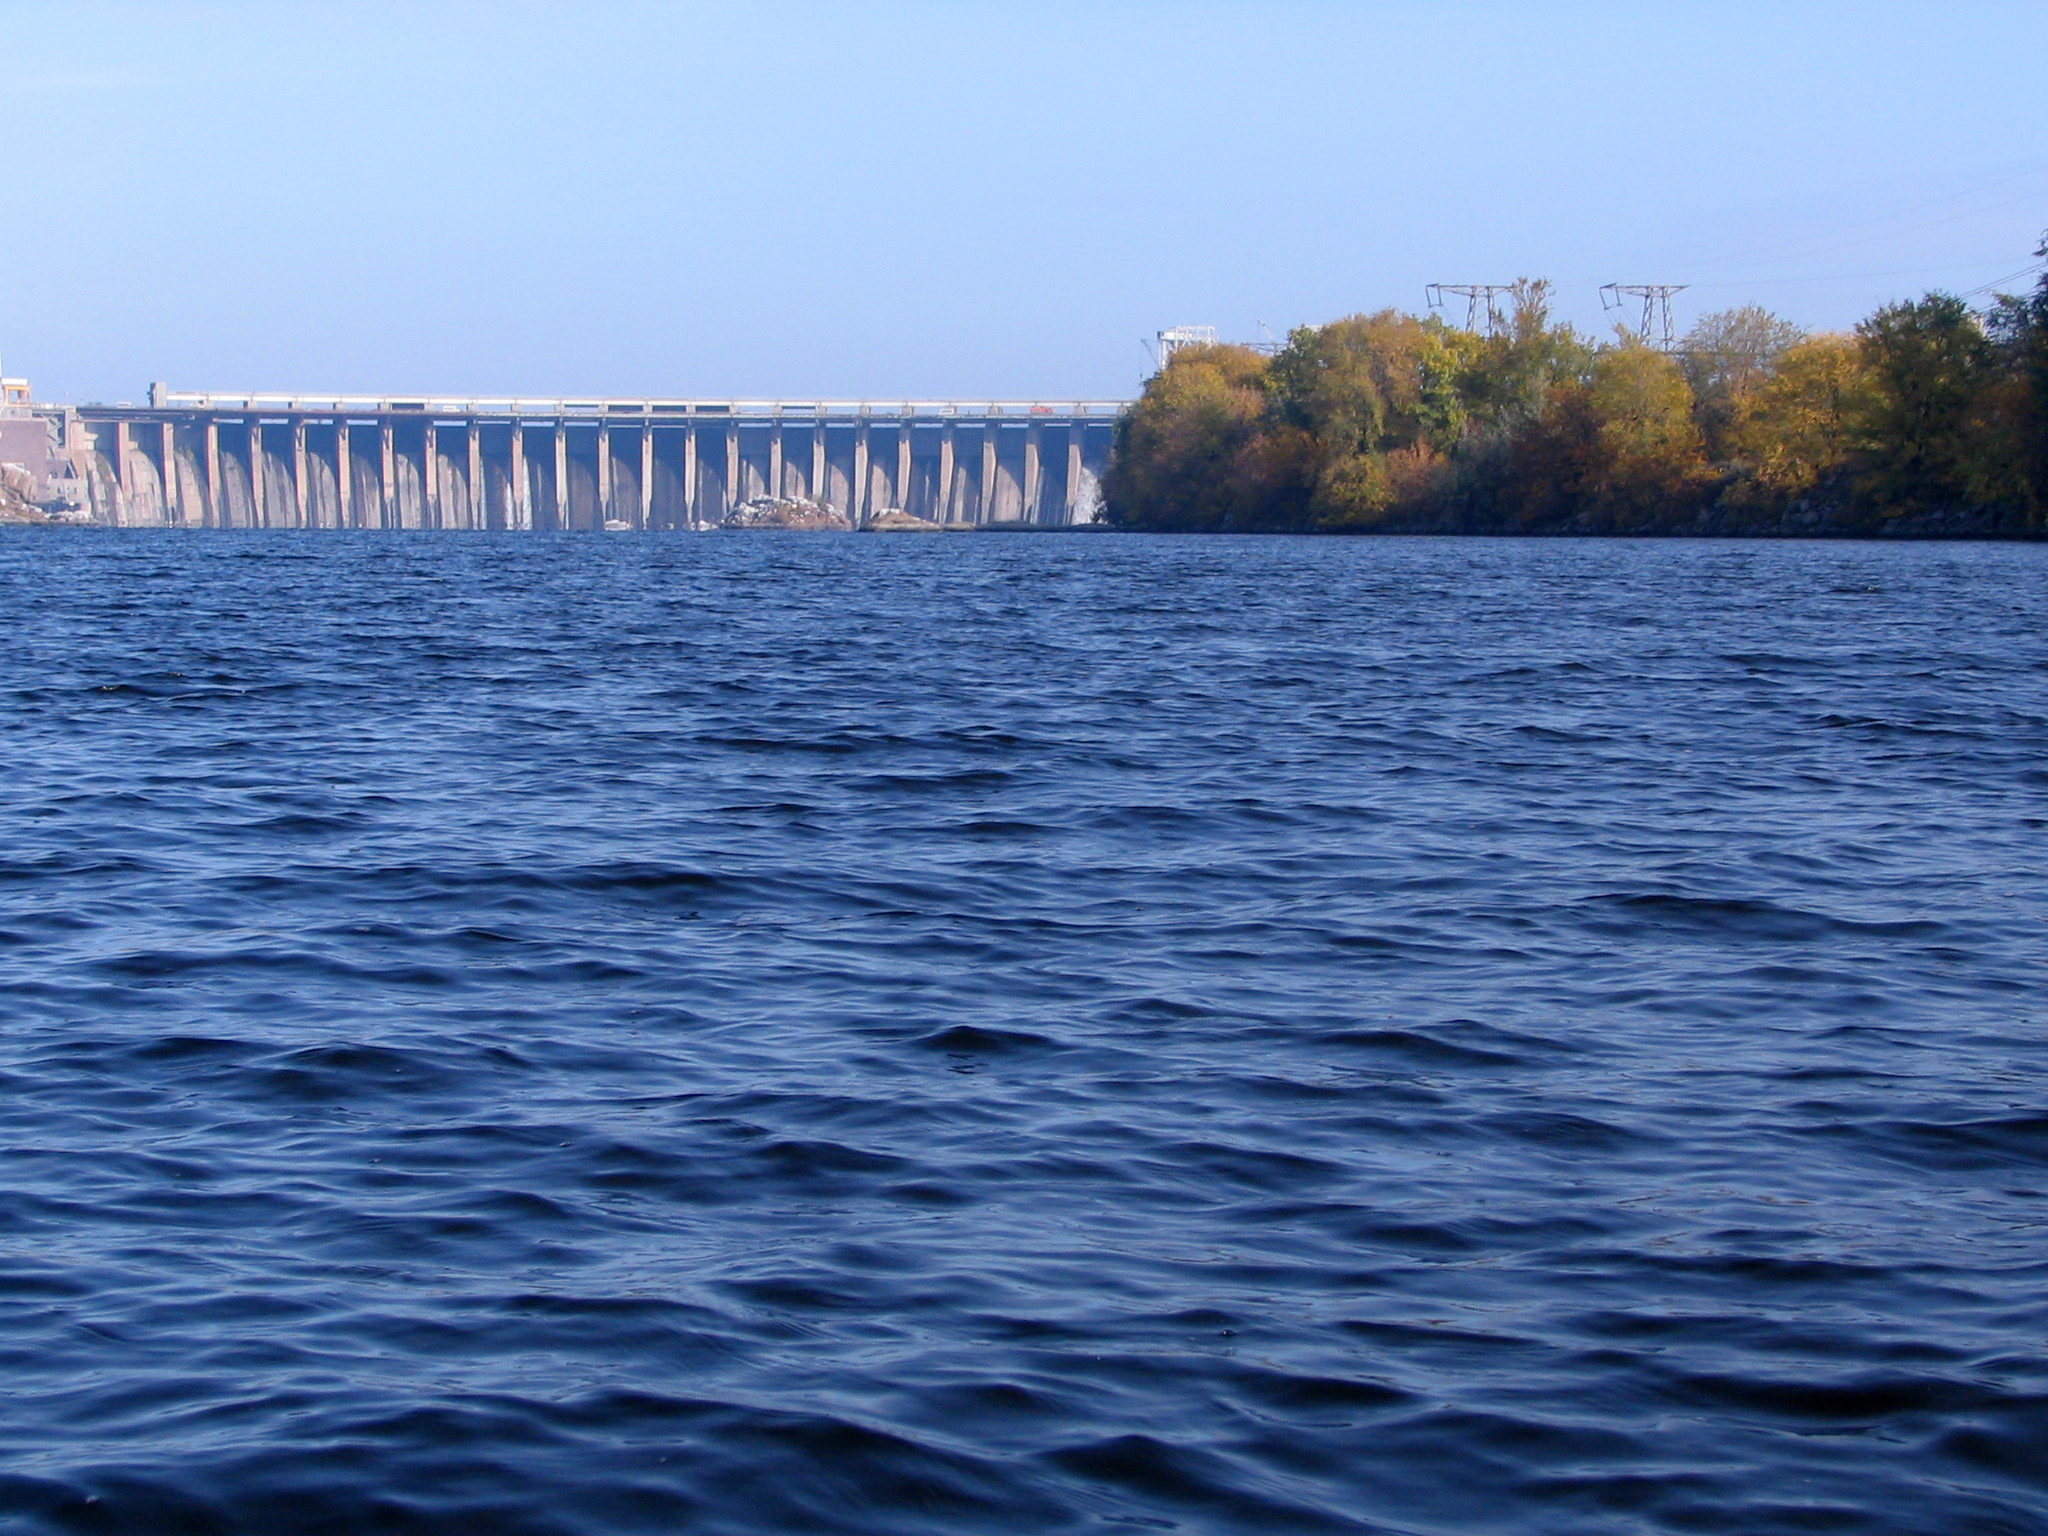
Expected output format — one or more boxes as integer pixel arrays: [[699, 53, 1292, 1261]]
[[0, 362, 93, 517]]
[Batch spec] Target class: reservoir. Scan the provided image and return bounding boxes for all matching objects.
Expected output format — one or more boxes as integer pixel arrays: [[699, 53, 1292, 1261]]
[[0, 531, 2041, 1534]]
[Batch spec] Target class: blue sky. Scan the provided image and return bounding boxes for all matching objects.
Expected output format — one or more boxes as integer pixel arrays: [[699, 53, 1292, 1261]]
[[3, 1, 2045, 403]]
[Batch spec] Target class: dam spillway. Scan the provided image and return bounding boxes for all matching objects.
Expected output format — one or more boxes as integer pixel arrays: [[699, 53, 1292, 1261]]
[[32, 394, 1128, 529]]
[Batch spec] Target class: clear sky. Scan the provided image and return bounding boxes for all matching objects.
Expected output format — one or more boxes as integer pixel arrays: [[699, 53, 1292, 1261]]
[[4, 0, 2045, 404]]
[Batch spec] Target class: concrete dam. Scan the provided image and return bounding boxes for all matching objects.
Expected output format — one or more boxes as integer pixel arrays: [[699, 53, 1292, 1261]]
[[26, 392, 1128, 529]]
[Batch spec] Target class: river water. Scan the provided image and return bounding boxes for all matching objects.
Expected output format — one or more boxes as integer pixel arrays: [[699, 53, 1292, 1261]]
[[0, 530, 2043, 1535]]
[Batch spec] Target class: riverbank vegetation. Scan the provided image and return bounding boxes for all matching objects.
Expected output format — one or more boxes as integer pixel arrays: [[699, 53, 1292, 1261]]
[[1104, 249, 2048, 537]]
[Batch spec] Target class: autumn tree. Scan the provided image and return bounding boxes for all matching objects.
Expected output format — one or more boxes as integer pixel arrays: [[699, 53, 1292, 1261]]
[[1724, 334, 1872, 504], [1101, 257, 2045, 538], [1102, 344, 1287, 531], [1500, 340, 1707, 531], [1586, 341, 1710, 519], [1680, 305, 1806, 457]]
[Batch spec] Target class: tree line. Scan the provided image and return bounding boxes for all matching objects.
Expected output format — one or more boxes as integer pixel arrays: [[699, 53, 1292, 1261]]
[[1102, 248, 2048, 538]]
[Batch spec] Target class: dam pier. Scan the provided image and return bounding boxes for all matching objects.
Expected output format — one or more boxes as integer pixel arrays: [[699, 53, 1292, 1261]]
[[11, 392, 1126, 530]]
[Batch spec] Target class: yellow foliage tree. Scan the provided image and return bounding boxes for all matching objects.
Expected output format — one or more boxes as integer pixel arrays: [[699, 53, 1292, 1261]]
[[1103, 344, 1279, 530], [1584, 342, 1709, 513], [1726, 334, 1872, 500]]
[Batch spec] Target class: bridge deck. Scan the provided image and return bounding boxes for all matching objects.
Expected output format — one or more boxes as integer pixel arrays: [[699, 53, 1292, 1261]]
[[136, 393, 1129, 423]]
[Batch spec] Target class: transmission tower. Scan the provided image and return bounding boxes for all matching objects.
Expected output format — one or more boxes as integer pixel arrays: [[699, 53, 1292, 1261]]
[[1427, 284, 1515, 336], [1599, 284, 1688, 350]]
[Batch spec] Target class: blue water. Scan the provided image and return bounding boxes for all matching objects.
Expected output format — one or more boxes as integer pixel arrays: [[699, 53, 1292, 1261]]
[[1, 530, 2044, 1536]]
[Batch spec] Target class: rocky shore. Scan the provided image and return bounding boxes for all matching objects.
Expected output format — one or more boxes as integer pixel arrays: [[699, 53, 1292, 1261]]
[[0, 463, 67, 524], [718, 499, 948, 531], [722, 497, 853, 531], [859, 508, 943, 532]]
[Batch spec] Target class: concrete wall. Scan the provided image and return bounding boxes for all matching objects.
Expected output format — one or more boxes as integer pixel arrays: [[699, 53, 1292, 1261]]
[[0, 412, 89, 513], [43, 402, 1120, 530]]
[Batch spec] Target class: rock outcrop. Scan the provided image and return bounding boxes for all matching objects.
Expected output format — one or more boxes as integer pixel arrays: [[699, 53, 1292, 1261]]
[[0, 463, 56, 524], [859, 508, 943, 532], [721, 497, 853, 531]]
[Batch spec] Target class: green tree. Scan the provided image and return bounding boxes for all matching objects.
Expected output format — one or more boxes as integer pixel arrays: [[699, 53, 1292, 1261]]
[[1854, 293, 1995, 513], [1462, 279, 1594, 426], [1982, 240, 2048, 530], [1265, 310, 1436, 527], [1267, 310, 1430, 453], [1418, 319, 1485, 448]]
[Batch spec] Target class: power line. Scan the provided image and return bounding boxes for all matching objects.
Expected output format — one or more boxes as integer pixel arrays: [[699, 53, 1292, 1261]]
[[1686, 258, 2048, 287], [1959, 262, 2047, 301], [1679, 162, 2048, 278]]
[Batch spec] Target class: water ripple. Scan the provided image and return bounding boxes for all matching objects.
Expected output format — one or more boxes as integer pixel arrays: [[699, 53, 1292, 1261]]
[[0, 530, 2043, 1534]]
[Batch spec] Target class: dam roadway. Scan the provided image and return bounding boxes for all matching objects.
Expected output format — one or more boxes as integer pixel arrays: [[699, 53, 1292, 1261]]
[[35, 393, 1129, 530]]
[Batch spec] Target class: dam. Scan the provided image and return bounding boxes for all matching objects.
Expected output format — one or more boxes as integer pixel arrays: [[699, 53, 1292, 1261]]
[[15, 392, 1128, 529]]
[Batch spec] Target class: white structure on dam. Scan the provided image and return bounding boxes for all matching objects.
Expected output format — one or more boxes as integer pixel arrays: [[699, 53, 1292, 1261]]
[[23, 392, 1127, 530]]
